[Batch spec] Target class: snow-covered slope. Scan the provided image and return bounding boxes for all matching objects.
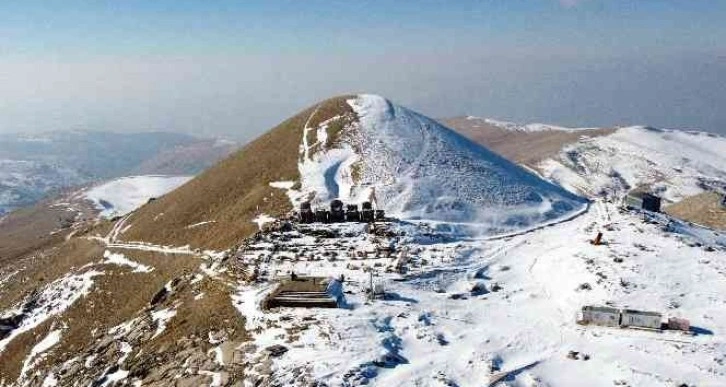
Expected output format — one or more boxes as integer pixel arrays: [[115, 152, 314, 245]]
[[83, 175, 192, 218], [539, 126, 726, 201], [290, 95, 587, 235], [469, 116, 600, 133]]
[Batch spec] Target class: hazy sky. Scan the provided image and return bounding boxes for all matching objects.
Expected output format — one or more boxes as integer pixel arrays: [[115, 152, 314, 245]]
[[1, 0, 725, 141]]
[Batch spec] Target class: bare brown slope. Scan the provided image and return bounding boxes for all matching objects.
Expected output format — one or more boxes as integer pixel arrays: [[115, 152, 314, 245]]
[[132, 139, 239, 175], [0, 196, 97, 267], [441, 117, 615, 167], [122, 96, 355, 250], [665, 191, 726, 231]]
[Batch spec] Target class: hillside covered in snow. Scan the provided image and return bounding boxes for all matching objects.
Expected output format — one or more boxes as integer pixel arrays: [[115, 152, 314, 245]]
[[1, 94, 725, 387], [444, 116, 726, 211], [289, 95, 587, 235], [538, 126, 726, 202]]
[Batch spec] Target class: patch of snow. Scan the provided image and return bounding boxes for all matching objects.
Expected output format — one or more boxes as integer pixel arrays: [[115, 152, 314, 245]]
[[150, 307, 177, 339], [252, 214, 276, 230], [93, 240, 197, 256], [185, 220, 216, 229], [198, 370, 222, 387], [19, 329, 63, 380], [84, 354, 97, 368], [0, 270, 103, 353], [199, 261, 227, 278], [470, 116, 599, 132], [269, 181, 295, 190], [118, 341, 132, 364], [84, 175, 192, 218], [99, 368, 129, 387], [209, 346, 224, 365], [0, 269, 20, 288], [345, 94, 586, 235], [108, 317, 142, 339], [102, 250, 154, 273], [41, 373, 58, 387], [213, 138, 237, 148], [190, 274, 205, 285]]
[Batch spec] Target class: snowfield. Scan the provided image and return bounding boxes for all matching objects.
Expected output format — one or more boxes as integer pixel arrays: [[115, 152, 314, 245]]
[[233, 200, 726, 386], [292, 94, 588, 236], [83, 175, 192, 218]]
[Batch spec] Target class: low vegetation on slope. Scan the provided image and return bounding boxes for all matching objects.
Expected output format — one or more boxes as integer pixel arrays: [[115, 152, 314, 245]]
[[122, 96, 355, 250]]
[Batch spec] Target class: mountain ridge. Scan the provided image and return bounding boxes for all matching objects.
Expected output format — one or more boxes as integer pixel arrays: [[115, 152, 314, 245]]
[[121, 94, 587, 248]]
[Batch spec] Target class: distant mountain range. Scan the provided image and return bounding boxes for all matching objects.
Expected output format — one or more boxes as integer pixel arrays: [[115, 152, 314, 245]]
[[0, 131, 237, 215]]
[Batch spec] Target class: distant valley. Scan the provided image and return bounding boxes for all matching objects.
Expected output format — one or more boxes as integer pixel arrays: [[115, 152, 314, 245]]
[[0, 131, 238, 215]]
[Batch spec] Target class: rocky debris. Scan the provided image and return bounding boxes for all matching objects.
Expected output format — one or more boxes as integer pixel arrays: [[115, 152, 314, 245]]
[[149, 276, 184, 307], [265, 344, 289, 357], [232, 221, 408, 283], [577, 282, 592, 291], [0, 314, 23, 339], [22, 271, 245, 387], [470, 281, 488, 296], [36, 326, 247, 387], [567, 351, 590, 361], [149, 287, 169, 307]]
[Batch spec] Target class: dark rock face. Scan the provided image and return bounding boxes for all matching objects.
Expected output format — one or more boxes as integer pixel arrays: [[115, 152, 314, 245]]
[[265, 344, 289, 357]]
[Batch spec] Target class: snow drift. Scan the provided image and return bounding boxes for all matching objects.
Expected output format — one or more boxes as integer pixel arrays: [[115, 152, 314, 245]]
[[83, 175, 192, 218], [292, 94, 587, 235]]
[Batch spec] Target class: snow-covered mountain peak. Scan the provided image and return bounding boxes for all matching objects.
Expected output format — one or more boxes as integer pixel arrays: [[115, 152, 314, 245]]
[[290, 94, 588, 235]]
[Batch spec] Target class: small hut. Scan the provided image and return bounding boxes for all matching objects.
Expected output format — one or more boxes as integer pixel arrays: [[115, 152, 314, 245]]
[[625, 192, 662, 212], [581, 306, 620, 327], [620, 309, 662, 329], [667, 317, 690, 332]]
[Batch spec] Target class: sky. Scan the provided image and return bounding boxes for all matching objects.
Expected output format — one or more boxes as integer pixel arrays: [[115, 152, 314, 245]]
[[1, 0, 725, 141]]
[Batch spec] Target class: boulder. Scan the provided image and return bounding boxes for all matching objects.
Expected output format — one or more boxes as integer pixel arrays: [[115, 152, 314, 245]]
[[264, 344, 288, 358]]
